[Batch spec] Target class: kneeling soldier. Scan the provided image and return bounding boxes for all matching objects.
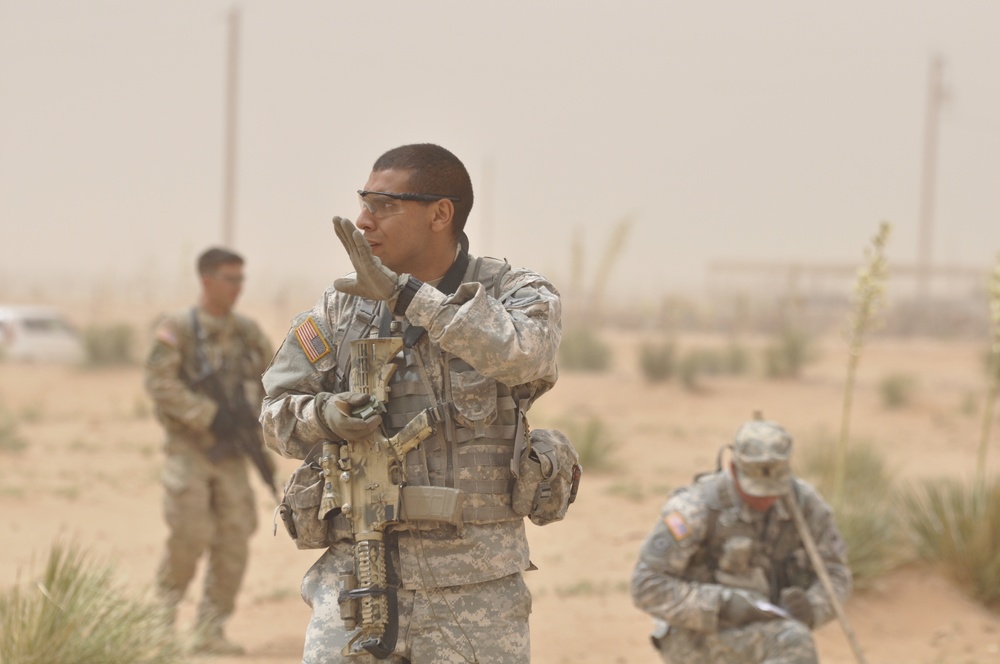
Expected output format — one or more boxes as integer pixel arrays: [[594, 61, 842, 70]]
[[631, 417, 852, 664]]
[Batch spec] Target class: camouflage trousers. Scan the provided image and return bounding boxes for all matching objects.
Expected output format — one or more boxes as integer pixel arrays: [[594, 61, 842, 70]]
[[300, 547, 532, 664], [654, 619, 818, 664], [155, 441, 258, 629]]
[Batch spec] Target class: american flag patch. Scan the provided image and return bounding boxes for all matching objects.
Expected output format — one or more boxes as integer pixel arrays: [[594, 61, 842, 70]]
[[155, 324, 178, 347], [664, 512, 690, 541], [295, 317, 330, 363]]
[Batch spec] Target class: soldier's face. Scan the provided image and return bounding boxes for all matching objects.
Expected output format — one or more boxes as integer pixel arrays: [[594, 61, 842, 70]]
[[731, 463, 780, 512], [355, 169, 439, 276], [202, 262, 244, 314]]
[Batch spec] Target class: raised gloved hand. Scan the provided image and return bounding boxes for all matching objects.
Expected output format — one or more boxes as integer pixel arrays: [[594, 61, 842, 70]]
[[718, 589, 780, 628], [780, 587, 815, 628], [331, 216, 402, 301], [321, 392, 383, 440]]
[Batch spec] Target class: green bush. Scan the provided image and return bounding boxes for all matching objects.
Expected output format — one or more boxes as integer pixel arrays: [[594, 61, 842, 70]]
[[83, 323, 136, 367], [0, 407, 27, 453], [561, 415, 617, 473], [900, 476, 1000, 608], [763, 327, 816, 379], [879, 373, 917, 409], [982, 348, 1000, 382], [798, 438, 906, 587], [638, 340, 676, 382], [0, 541, 182, 663], [678, 350, 706, 391], [559, 326, 611, 372], [722, 341, 752, 375]]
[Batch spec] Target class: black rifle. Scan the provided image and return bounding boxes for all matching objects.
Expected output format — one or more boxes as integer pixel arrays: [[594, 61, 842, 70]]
[[196, 371, 279, 501], [189, 308, 278, 501]]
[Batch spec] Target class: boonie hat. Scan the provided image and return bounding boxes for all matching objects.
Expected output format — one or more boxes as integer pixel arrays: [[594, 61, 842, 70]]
[[732, 419, 792, 497]]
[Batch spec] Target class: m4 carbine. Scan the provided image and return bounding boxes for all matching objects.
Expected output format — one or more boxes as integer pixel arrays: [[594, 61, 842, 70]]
[[196, 370, 279, 502], [319, 337, 436, 659]]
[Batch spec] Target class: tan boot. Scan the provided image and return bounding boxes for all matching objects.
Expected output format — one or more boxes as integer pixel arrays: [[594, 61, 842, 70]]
[[189, 626, 246, 657]]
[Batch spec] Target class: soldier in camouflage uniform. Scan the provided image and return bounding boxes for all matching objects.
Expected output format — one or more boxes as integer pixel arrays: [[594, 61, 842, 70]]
[[631, 419, 851, 664], [260, 143, 562, 663], [145, 247, 274, 656]]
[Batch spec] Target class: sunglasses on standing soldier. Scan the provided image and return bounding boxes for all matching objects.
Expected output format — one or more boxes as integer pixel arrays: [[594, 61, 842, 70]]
[[357, 190, 462, 220]]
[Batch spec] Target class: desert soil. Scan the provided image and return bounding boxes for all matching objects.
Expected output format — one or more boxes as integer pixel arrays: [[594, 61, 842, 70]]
[[2, 328, 1000, 663]]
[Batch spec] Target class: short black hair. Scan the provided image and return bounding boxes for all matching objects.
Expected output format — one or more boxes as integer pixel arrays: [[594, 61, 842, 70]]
[[197, 247, 244, 275], [372, 143, 474, 236]]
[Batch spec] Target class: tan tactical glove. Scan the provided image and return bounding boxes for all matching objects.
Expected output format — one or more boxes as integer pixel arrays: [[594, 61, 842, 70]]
[[779, 587, 815, 628], [331, 216, 404, 302], [718, 588, 780, 628], [320, 392, 382, 440]]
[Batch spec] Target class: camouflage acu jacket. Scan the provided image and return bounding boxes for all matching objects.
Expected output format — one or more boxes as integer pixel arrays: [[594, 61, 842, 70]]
[[260, 255, 562, 588], [631, 469, 851, 633], [145, 307, 273, 450]]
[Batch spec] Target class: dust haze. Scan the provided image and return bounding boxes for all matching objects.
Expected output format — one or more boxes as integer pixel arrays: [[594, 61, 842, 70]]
[[2, 1, 1000, 322]]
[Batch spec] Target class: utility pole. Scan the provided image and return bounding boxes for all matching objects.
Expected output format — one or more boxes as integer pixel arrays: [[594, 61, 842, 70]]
[[916, 54, 946, 305], [221, 7, 241, 247]]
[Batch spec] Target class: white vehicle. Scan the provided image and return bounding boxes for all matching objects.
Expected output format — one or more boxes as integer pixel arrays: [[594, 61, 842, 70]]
[[0, 305, 86, 364]]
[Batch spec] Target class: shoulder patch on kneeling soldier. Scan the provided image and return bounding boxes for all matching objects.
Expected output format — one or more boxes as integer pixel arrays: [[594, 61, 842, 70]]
[[294, 316, 331, 363], [664, 511, 691, 542]]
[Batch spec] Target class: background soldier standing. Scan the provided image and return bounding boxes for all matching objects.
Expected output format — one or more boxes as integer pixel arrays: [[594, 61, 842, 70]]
[[631, 418, 852, 664], [261, 143, 562, 663], [145, 247, 274, 655]]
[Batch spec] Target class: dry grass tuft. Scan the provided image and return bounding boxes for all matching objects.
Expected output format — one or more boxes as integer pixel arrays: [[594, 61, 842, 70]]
[[0, 541, 182, 664], [900, 476, 1000, 608], [798, 437, 907, 588]]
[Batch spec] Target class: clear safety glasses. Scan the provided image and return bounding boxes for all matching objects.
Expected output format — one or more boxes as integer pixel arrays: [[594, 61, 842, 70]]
[[357, 190, 461, 220]]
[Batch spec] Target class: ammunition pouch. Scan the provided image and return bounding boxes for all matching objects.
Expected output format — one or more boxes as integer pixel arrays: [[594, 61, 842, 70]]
[[275, 459, 351, 549], [511, 428, 582, 526], [277, 465, 478, 547], [399, 486, 465, 527]]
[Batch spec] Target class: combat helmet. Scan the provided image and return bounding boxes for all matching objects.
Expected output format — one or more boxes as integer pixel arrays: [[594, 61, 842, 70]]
[[731, 416, 792, 497]]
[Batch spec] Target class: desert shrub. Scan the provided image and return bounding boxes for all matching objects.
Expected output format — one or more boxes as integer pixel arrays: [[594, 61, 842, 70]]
[[878, 373, 917, 409], [674, 345, 752, 391], [983, 348, 1000, 383], [638, 340, 676, 382], [561, 414, 616, 473], [722, 341, 752, 375], [0, 406, 27, 453], [762, 327, 816, 379], [83, 323, 136, 367], [19, 405, 43, 423], [0, 541, 181, 663], [678, 350, 707, 391], [900, 476, 1000, 608], [798, 438, 906, 587], [559, 326, 611, 372]]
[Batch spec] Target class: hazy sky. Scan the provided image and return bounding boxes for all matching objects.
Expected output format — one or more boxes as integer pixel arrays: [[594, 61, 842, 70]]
[[2, 1, 999, 308]]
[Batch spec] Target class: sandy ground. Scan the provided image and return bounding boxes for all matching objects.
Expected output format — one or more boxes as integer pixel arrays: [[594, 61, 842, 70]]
[[2, 330, 1000, 663]]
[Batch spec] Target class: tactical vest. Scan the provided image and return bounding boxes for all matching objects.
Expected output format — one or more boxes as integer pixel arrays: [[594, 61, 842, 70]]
[[683, 472, 813, 603], [155, 308, 266, 435], [336, 256, 522, 527]]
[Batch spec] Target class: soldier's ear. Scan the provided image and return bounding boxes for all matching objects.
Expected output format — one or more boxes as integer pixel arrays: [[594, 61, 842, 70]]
[[429, 198, 454, 236]]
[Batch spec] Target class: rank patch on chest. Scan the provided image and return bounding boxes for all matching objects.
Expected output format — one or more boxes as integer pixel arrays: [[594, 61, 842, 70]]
[[295, 317, 330, 363], [664, 511, 691, 541]]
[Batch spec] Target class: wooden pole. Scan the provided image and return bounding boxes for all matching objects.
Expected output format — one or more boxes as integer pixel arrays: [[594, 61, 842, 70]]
[[221, 7, 241, 247], [782, 494, 868, 664]]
